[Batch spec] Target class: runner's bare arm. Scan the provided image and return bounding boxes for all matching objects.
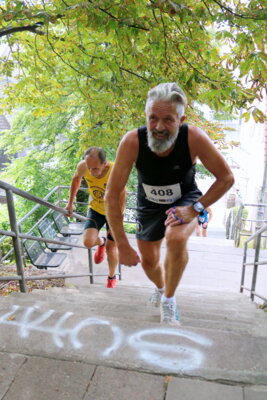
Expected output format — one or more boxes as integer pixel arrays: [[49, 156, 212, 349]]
[[189, 127, 234, 208], [166, 127, 234, 227], [66, 161, 87, 215], [119, 187, 127, 213], [105, 130, 140, 265]]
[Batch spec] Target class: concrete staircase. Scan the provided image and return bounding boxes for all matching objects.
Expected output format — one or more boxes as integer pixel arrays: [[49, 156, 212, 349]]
[[1, 283, 267, 399], [1, 226, 267, 399]]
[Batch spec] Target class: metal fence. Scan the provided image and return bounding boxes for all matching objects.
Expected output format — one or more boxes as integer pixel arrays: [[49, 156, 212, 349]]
[[226, 203, 267, 248], [224, 201, 267, 302], [0, 180, 126, 293]]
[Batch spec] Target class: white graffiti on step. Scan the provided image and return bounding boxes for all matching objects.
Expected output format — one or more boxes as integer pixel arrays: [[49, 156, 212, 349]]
[[0, 305, 123, 356], [128, 328, 212, 371], [0, 305, 213, 372]]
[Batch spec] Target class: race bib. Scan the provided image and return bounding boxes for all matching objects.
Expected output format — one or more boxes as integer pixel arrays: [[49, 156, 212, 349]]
[[142, 183, 181, 204]]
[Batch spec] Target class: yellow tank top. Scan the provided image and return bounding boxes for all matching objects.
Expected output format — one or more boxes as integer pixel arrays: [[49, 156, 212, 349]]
[[83, 162, 113, 215]]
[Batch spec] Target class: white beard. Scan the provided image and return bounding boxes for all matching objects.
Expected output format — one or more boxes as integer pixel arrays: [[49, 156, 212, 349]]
[[147, 128, 179, 154]]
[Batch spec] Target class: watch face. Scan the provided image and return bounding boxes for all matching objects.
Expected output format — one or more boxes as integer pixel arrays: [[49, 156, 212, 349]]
[[194, 202, 204, 212]]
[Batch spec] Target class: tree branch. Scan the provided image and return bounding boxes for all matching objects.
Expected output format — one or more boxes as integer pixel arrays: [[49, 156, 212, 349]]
[[201, 0, 213, 18], [87, 0, 150, 31], [120, 67, 150, 82], [45, 27, 95, 80], [176, 45, 227, 84], [211, 0, 267, 20], [0, 23, 45, 38]]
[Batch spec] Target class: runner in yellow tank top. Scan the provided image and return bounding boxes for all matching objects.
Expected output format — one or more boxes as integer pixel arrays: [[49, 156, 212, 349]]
[[66, 147, 125, 288], [83, 161, 114, 215]]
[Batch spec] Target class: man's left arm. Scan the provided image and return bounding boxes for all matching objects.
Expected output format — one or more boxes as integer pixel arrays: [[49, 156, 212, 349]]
[[166, 127, 234, 226], [192, 128, 235, 209]]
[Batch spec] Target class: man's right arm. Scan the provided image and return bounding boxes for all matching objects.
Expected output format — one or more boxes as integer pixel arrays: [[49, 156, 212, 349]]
[[105, 130, 140, 266], [66, 161, 86, 216]]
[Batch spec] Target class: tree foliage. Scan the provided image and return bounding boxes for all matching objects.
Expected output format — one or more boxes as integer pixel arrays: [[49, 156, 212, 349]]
[[0, 0, 266, 198]]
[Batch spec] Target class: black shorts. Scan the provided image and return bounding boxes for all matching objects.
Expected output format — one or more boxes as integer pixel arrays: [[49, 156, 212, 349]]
[[84, 208, 114, 241], [198, 220, 208, 227], [136, 189, 202, 242]]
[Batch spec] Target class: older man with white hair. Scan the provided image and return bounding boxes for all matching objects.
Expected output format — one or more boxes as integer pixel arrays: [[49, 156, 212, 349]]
[[105, 82, 234, 325]]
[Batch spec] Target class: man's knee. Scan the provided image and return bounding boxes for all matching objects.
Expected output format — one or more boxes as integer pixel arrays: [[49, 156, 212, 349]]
[[83, 230, 98, 248], [83, 237, 94, 248], [141, 254, 160, 271], [165, 229, 188, 251]]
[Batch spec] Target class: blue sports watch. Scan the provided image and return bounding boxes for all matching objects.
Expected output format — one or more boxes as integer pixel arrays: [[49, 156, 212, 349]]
[[192, 201, 205, 213]]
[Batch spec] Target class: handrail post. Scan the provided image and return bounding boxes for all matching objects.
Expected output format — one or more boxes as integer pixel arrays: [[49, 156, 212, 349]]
[[234, 204, 244, 247], [88, 248, 94, 284], [251, 233, 261, 301], [57, 186, 61, 206], [18, 224, 27, 269], [240, 241, 248, 293], [6, 189, 27, 293]]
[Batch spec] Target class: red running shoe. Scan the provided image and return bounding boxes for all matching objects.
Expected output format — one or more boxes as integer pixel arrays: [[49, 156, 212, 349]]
[[106, 277, 117, 288], [94, 237, 106, 264]]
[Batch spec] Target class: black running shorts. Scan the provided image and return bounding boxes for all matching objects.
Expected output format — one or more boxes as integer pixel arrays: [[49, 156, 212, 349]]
[[136, 189, 202, 242], [84, 208, 114, 241]]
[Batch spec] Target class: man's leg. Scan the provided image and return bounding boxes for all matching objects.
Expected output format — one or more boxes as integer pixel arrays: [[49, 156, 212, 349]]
[[106, 238, 118, 278], [156, 219, 196, 325], [137, 239, 165, 306], [202, 222, 208, 237], [83, 208, 106, 249], [137, 238, 164, 288], [83, 209, 108, 264], [83, 228, 103, 248], [195, 224, 201, 236], [164, 219, 197, 297]]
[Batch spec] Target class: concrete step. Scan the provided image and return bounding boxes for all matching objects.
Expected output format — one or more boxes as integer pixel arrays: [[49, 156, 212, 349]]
[[1, 284, 267, 338], [1, 284, 260, 315], [1, 285, 267, 386], [2, 285, 264, 323], [1, 299, 263, 338], [36, 285, 267, 318]]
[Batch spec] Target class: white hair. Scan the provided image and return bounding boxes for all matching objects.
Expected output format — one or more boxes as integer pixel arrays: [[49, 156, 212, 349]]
[[145, 82, 187, 118]]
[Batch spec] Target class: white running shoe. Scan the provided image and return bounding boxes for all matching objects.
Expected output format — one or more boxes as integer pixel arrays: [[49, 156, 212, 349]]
[[148, 288, 163, 307], [160, 301, 180, 326]]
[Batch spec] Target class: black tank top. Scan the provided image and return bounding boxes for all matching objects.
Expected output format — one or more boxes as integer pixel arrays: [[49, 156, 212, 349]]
[[136, 124, 198, 208]]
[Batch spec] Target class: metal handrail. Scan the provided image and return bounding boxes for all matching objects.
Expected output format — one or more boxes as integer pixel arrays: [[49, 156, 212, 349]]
[[0, 189, 89, 263], [0, 180, 87, 223], [0, 180, 122, 292], [230, 202, 267, 247], [240, 222, 267, 302], [0, 182, 88, 263]]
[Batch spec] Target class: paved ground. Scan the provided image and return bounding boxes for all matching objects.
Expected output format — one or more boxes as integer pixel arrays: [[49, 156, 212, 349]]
[[1, 221, 267, 400]]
